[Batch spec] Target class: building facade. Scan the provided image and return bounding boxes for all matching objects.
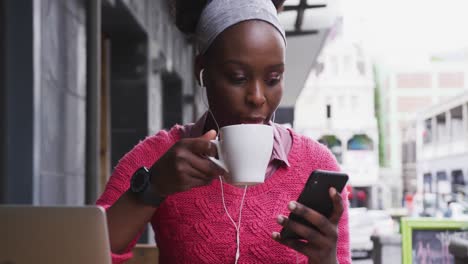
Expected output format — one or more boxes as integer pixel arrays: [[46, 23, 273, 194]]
[[413, 91, 468, 216], [295, 33, 381, 208], [378, 61, 468, 207]]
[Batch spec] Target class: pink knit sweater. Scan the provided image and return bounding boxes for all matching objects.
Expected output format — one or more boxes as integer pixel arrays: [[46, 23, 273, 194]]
[[97, 126, 351, 264]]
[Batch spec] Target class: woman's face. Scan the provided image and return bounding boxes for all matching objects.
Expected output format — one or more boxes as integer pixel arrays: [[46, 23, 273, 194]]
[[200, 20, 286, 128]]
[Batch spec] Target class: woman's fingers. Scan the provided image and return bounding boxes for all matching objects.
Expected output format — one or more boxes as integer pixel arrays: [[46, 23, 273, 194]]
[[286, 201, 336, 237], [185, 138, 218, 157], [184, 151, 225, 178], [272, 231, 311, 256], [272, 189, 343, 262], [276, 215, 329, 247], [182, 163, 213, 182], [328, 187, 344, 225]]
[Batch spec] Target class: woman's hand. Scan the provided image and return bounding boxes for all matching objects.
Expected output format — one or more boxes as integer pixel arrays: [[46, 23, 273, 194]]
[[272, 187, 344, 264], [149, 130, 226, 196]]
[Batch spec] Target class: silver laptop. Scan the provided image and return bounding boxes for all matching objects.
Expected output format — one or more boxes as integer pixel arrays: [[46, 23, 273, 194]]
[[0, 206, 112, 264]]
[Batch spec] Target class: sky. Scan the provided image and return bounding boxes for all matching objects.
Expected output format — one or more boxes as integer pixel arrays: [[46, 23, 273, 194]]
[[339, 0, 468, 63]]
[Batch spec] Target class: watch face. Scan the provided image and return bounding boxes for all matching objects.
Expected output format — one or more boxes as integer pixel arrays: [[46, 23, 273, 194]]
[[131, 167, 150, 193]]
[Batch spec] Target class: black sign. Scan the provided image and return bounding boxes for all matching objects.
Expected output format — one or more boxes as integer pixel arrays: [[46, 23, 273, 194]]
[[412, 230, 468, 264]]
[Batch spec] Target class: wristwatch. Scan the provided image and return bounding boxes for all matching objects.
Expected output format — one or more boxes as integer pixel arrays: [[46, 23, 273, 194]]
[[130, 166, 166, 207]]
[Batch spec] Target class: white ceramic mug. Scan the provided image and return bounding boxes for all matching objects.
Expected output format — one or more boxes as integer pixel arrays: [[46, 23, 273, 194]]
[[208, 124, 274, 185]]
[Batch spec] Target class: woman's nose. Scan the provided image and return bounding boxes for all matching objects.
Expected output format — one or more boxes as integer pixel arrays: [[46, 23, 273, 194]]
[[245, 81, 266, 107]]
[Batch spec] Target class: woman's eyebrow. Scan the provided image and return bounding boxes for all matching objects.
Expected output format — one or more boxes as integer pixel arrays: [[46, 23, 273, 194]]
[[222, 60, 285, 69], [222, 59, 246, 66], [268, 63, 285, 69]]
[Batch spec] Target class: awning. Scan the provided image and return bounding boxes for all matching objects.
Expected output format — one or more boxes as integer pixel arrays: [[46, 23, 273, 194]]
[[278, 0, 339, 107]]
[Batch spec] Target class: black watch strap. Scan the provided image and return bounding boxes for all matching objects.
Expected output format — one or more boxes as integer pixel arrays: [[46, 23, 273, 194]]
[[140, 182, 166, 207], [130, 167, 166, 207]]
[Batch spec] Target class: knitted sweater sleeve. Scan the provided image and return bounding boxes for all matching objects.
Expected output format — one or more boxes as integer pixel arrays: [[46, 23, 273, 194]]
[[314, 142, 351, 264], [96, 127, 181, 264]]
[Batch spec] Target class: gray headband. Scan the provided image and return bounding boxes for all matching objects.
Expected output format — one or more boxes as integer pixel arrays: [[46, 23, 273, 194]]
[[195, 0, 287, 54]]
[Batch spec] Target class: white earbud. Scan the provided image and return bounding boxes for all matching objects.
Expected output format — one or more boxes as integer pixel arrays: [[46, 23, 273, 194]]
[[198, 68, 220, 139], [199, 69, 205, 88]]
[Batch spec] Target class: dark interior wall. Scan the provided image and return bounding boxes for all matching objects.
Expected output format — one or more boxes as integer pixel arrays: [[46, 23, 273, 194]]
[[102, 4, 149, 169], [3, 0, 35, 203], [162, 72, 183, 129], [0, 0, 5, 203], [102, 3, 150, 242], [275, 107, 295, 125]]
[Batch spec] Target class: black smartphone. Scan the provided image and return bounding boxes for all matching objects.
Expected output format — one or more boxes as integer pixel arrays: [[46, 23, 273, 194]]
[[280, 170, 349, 239]]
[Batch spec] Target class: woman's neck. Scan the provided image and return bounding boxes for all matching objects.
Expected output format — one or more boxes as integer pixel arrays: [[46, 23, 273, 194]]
[[203, 111, 221, 134]]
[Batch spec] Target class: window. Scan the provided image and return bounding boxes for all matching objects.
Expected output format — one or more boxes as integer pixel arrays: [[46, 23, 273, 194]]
[[347, 134, 374, 150], [409, 142, 416, 163], [318, 135, 342, 163], [423, 118, 432, 144], [357, 61, 366, 76], [451, 170, 465, 194], [326, 104, 331, 119], [436, 113, 447, 142], [397, 73, 431, 88], [402, 143, 408, 163], [466, 103, 468, 134], [438, 72, 464, 88], [450, 106, 463, 140], [402, 141, 416, 163], [423, 173, 432, 193]]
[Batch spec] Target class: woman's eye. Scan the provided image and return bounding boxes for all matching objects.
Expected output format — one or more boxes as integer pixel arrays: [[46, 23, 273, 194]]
[[230, 76, 247, 84], [266, 74, 282, 86]]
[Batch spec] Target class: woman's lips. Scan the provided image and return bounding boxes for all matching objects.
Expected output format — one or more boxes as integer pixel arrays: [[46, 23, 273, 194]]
[[240, 117, 266, 124]]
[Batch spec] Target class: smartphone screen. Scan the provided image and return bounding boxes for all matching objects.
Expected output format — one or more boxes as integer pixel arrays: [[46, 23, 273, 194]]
[[280, 170, 349, 239]]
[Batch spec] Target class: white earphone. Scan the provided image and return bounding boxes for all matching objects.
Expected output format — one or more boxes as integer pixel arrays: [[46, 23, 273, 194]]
[[199, 68, 205, 88], [199, 67, 246, 264]]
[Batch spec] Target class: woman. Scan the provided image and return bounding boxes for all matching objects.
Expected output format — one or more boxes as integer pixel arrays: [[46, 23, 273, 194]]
[[97, 0, 350, 263]]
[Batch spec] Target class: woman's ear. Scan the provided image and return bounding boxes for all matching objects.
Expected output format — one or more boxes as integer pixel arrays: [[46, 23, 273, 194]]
[[194, 55, 206, 86]]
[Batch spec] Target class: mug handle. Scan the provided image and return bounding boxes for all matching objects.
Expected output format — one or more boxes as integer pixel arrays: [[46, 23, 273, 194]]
[[207, 139, 229, 172]]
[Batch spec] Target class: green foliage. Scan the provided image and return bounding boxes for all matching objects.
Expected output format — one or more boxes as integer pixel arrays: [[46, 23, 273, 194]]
[[373, 65, 386, 167]]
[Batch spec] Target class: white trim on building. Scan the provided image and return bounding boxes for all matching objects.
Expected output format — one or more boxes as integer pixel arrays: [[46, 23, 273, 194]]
[[414, 90, 468, 215]]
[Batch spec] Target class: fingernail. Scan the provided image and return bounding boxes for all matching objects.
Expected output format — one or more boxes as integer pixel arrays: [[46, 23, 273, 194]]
[[276, 215, 285, 224], [272, 232, 280, 240], [288, 201, 297, 211], [329, 187, 337, 196]]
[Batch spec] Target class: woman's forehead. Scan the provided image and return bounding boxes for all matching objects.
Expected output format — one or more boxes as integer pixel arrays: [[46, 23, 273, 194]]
[[208, 20, 286, 64]]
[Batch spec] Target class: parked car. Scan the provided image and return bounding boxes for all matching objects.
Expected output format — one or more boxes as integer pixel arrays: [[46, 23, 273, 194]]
[[349, 208, 395, 259], [413, 192, 468, 219], [367, 210, 396, 235], [349, 208, 373, 258], [447, 201, 468, 220]]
